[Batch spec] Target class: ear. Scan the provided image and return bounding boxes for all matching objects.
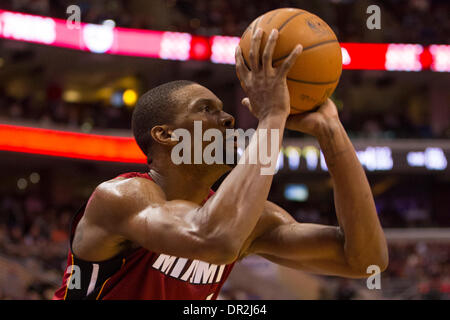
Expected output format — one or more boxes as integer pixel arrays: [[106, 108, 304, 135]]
[[150, 125, 178, 147]]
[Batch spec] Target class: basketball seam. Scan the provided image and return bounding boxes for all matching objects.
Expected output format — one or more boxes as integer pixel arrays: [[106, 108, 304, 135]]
[[240, 18, 259, 69], [252, 17, 262, 35], [287, 77, 339, 85], [272, 39, 339, 64], [278, 12, 306, 32], [266, 11, 280, 25]]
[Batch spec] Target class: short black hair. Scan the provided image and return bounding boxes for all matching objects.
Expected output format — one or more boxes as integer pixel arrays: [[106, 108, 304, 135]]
[[132, 80, 196, 159]]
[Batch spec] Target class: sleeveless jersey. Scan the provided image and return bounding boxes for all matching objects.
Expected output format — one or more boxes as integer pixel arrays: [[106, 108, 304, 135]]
[[53, 172, 236, 300]]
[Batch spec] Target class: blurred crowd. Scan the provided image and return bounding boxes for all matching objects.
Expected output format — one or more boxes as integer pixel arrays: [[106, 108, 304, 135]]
[[382, 242, 450, 299], [0, 0, 449, 44], [1, 79, 447, 139], [0, 87, 132, 132], [292, 196, 444, 229], [329, 242, 449, 300], [0, 192, 77, 299], [171, 0, 450, 44]]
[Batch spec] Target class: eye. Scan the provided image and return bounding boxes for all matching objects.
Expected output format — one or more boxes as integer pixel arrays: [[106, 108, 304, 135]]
[[202, 105, 211, 112]]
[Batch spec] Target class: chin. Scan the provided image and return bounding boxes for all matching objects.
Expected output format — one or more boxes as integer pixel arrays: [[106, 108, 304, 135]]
[[202, 147, 238, 175]]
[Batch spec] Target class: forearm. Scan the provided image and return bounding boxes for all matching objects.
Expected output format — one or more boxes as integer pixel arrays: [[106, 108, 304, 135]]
[[318, 120, 388, 271], [200, 114, 286, 250]]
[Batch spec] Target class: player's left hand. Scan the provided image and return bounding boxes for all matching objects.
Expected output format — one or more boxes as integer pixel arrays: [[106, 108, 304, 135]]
[[285, 98, 341, 137]]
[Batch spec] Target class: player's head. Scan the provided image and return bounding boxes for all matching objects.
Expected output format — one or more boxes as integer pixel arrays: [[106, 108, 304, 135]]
[[132, 80, 236, 172]]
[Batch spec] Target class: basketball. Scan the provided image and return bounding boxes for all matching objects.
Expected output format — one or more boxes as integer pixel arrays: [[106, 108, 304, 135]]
[[239, 8, 342, 114]]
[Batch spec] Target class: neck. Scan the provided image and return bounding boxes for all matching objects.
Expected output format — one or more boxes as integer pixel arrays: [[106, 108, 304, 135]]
[[148, 152, 226, 205]]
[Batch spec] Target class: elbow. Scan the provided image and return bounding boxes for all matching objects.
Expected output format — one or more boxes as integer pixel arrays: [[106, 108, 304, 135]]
[[373, 237, 389, 272], [343, 229, 389, 276], [347, 246, 389, 277], [209, 251, 238, 266], [202, 236, 240, 265], [209, 238, 240, 265], [193, 214, 241, 265], [365, 253, 389, 274], [376, 248, 389, 272], [346, 259, 388, 279]]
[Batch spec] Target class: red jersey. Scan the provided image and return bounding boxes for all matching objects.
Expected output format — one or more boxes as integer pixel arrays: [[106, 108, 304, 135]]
[[53, 172, 235, 300]]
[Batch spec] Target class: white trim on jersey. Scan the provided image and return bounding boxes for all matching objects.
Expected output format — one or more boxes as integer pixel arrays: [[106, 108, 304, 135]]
[[87, 263, 99, 296]]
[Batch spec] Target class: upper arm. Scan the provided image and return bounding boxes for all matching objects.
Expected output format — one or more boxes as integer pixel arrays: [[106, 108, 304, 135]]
[[85, 178, 235, 265], [247, 201, 369, 278]]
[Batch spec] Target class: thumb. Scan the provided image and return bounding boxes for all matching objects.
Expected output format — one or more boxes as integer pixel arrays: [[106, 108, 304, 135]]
[[241, 97, 252, 112]]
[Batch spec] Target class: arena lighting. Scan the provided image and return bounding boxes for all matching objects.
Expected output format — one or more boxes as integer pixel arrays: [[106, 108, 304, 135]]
[[29, 172, 40, 184], [0, 124, 146, 163], [190, 36, 212, 61], [0, 9, 449, 72], [429, 45, 450, 72], [284, 184, 309, 202], [2, 125, 449, 173], [356, 147, 394, 171], [122, 89, 138, 107], [277, 146, 396, 172], [385, 44, 424, 71], [407, 148, 448, 170], [17, 178, 28, 190]]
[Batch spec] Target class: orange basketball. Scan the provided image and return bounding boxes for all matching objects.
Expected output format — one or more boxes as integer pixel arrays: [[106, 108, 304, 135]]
[[239, 8, 342, 114]]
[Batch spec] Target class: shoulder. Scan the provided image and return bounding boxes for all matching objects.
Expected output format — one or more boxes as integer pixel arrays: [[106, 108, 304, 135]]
[[84, 176, 165, 225]]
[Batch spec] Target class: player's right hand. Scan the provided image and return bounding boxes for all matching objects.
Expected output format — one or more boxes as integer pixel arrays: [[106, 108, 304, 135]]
[[235, 28, 302, 121]]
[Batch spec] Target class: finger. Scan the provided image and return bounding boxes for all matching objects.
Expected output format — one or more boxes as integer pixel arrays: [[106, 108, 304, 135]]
[[235, 46, 249, 84], [249, 28, 263, 71], [262, 29, 278, 73], [278, 44, 302, 77]]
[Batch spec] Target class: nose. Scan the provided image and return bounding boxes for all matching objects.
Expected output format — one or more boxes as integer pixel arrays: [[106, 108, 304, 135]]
[[220, 112, 235, 129]]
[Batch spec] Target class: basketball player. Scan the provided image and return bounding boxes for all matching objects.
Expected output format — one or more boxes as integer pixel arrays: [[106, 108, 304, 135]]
[[54, 29, 388, 300]]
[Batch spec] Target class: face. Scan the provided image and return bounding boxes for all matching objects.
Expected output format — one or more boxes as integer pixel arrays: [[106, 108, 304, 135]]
[[169, 84, 237, 171]]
